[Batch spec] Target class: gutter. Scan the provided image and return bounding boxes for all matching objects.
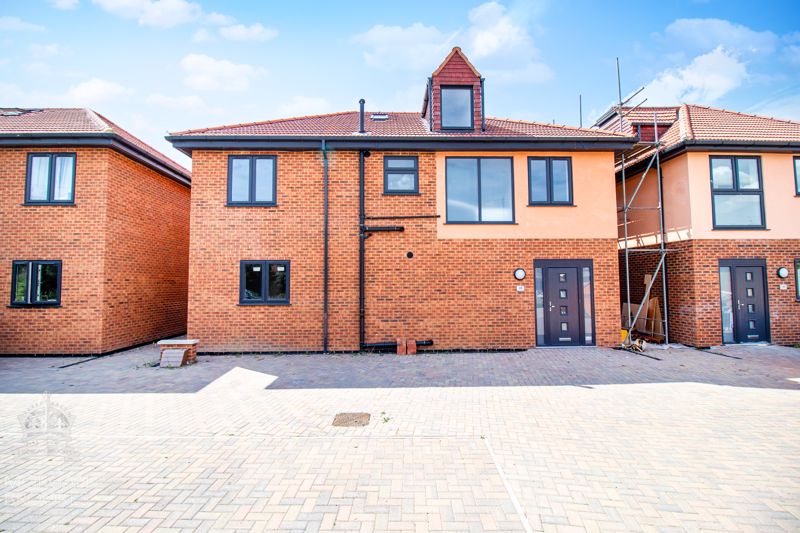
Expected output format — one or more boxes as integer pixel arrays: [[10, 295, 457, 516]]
[[617, 138, 800, 179], [0, 132, 191, 186], [165, 135, 636, 156]]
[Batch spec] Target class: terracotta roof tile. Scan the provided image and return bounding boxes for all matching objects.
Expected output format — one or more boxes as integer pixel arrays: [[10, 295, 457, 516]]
[[617, 104, 800, 171], [0, 108, 190, 178], [171, 110, 628, 139]]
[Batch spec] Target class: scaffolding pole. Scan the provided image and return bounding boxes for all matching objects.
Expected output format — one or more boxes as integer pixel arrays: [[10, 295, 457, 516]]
[[617, 60, 671, 347]]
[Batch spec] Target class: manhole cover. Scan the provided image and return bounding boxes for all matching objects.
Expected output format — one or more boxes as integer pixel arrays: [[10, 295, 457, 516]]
[[332, 412, 370, 427]]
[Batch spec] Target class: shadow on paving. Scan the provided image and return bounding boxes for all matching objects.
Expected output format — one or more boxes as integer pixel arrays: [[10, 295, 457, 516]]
[[0, 343, 799, 394]]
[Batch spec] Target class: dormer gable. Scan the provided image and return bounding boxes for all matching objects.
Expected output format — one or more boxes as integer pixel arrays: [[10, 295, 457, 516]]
[[422, 47, 483, 132]]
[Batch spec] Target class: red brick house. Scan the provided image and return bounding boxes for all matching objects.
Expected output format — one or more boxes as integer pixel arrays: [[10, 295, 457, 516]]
[[0, 108, 191, 355], [167, 47, 636, 353], [596, 104, 800, 347]]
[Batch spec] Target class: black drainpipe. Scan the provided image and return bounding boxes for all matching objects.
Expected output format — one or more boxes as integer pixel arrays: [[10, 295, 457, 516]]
[[480, 78, 486, 132], [322, 139, 329, 352], [359, 99, 366, 134], [358, 148, 366, 348]]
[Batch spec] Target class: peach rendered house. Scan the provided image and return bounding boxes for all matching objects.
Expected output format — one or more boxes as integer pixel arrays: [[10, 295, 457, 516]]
[[596, 105, 800, 347]]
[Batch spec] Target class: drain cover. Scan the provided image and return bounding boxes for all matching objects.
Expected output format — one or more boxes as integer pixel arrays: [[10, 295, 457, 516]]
[[332, 412, 370, 427]]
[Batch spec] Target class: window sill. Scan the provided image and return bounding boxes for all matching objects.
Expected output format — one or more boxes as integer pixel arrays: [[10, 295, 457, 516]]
[[712, 226, 769, 231], [439, 127, 475, 132], [22, 202, 76, 206], [383, 192, 420, 196], [7, 304, 61, 308], [527, 203, 576, 207], [444, 222, 518, 225], [237, 302, 290, 307], [226, 203, 278, 207]]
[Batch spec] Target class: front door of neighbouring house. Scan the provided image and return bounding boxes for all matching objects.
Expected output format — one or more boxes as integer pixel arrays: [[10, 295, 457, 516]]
[[719, 260, 769, 344], [535, 260, 595, 346]]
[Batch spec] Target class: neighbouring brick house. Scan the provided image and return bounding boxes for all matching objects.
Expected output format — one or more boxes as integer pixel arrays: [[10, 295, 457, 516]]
[[596, 104, 800, 347], [167, 47, 636, 353], [0, 108, 191, 355]]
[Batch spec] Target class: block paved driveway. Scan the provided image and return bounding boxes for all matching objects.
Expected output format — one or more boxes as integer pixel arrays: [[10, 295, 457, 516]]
[[0, 344, 799, 532]]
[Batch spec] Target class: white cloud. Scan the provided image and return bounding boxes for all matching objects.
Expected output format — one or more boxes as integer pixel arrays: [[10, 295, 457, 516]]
[[0, 16, 45, 32], [64, 77, 134, 105], [146, 92, 220, 113], [782, 45, 800, 66], [352, 2, 551, 83], [91, 0, 201, 28], [30, 43, 60, 58], [663, 18, 778, 58], [749, 93, 800, 121], [641, 46, 747, 105], [464, 1, 552, 84], [48, 0, 80, 9], [180, 54, 265, 92], [352, 22, 456, 70], [276, 96, 332, 117], [205, 11, 235, 25], [25, 62, 52, 75], [218, 23, 278, 42], [192, 28, 213, 42]]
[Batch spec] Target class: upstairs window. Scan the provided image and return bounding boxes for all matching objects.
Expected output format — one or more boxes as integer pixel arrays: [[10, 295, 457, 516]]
[[228, 155, 276, 206], [240, 260, 289, 305], [710, 156, 765, 229], [794, 156, 799, 195], [445, 157, 514, 223], [11, 260, 61, 306], [25, 153, 75, 204], [384, 156, 419, 194], [440, 86, 473, 130], [528, 157, 573, 205]]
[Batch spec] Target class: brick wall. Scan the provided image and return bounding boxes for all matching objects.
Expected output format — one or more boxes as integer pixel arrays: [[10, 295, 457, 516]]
[[0, 146, 190, 355], [100, 150, 190, 352], [623, 240, 800, 346], [430, 51, 482, 132], [188, 149, 621, 352]]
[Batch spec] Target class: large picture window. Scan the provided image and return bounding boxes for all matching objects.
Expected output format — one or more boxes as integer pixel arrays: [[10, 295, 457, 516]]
[[445, 157, 514, 223], [10, 260, 61, 306], [25, 153, 75, 204], [240, 260, 289, 305], [440, 86, 474, 130], [528, 157, 573, 205], [228, 155, 277, 206], [710, 156, 765, 229]]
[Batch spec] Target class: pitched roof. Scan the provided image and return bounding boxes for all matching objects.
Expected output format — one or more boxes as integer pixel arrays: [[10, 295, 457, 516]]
[[0, 108, 190, 181], [617, 104, 800, 172], [595, 106, 679, 134], [170, 110, 629, 139], [431, 47, 481, 78]]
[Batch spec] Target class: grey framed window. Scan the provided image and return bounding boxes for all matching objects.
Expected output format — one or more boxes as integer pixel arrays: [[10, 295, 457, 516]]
[[710, 156, 765, 229], [227, 155, 277, 206], [25, 153, 75, 204], [794, 156, 799, 195], [240, 260, 289, 305], [440, 86, 474, 130], [384, 156, 418, 194], [445, 157, 514, 223], [528, 157, 573, 205], [10, 260, 61, 306], [795, 259, 800, 301]]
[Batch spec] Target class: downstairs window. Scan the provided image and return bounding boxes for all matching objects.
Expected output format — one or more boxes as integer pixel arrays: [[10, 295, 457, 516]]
[[11, 260, 61, 306], [240, 260, 289, 305]]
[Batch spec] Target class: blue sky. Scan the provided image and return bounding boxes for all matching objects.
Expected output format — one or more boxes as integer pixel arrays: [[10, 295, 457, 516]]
[[1, 0, 798, 167]]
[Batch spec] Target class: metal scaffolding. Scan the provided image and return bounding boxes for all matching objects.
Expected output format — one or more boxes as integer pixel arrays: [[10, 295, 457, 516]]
[[615, 59, 671, 348]]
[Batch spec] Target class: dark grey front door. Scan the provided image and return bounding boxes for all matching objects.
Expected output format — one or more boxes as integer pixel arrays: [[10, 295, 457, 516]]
[[545, 266, 580, 346], [732, 264, 768, 343]]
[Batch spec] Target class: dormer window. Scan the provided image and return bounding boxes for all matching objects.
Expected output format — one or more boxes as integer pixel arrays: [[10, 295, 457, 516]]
[[440, 86, 474, 130]]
